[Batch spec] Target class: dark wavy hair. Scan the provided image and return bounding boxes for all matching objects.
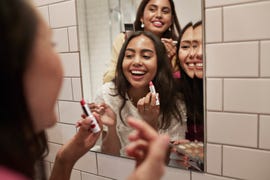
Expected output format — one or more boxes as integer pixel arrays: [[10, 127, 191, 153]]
[[133, 0, 181, 40], [0, 0, 48, 179], [114, 31, 184, 129]]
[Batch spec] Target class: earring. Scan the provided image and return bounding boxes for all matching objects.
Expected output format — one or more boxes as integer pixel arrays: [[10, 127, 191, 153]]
[[141, 22, 144, 28], [168, 27, 171, 31]]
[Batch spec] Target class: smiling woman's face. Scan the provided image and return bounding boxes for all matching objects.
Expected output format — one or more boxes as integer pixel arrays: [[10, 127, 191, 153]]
[[178, 26, 195, 78], [193, 24, 203, 79], [122, 34, 157, 89], [141, 0, 172, 37]]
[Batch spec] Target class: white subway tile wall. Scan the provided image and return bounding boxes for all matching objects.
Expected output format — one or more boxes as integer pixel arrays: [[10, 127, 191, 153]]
[[206, 144, 222, 175], [205, 8, 222, 43], [32, 0, 270, 179], [261, 41, 270, 77]]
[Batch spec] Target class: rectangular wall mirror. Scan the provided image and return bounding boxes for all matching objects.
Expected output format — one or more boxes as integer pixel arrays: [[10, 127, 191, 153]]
[[77, 0, 205, 172]]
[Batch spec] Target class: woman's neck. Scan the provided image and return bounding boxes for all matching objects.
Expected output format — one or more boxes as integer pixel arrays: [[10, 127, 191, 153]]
[[128, 86, 149, 105]]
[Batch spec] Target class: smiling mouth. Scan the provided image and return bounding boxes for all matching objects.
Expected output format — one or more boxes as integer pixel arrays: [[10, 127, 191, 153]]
[[131, 70, 146, 76], [152, 21, 163, 27], [195, 63, 203, 70], [187, 63, 195, 67], [195, 63, 203, 67]]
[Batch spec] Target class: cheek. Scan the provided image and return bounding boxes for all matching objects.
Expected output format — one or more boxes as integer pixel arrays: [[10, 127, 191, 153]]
[[179, 53, 186, 64], [148, 60, 158, 77], [122, 60, 129, 75], [164, 15, 172, 24], [24, 52, 63, 132]]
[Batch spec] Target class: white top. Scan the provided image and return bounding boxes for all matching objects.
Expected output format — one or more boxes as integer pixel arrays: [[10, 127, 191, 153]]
[[95, 82, 187, 155]]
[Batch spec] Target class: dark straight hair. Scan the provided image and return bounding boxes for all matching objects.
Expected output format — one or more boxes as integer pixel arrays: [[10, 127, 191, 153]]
[[0, 1, 48, 179]]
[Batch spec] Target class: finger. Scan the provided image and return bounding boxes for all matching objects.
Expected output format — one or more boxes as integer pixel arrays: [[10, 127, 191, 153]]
[[81, 114, 87, 119], [150, 93, 156, 108], [143, 93, 152, 111], [92, 112, 103, 130], [161, 38, 172, 43], [137, 98, 145, 113], [125, 139, 148, 157], [173, 139, 190, 145], [76, 120, 83, 128], [127, 117, 158, 141], [79, 117, 93, 130], [128, 130, 140, 141]]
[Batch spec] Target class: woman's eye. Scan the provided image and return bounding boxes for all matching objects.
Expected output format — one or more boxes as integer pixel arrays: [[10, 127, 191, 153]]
[[149, 8, 155, 12], [142, 55, 151, 59], [162, 8, 170, 14], [125, 54, 133, 59], [181, 45, 190, 50]]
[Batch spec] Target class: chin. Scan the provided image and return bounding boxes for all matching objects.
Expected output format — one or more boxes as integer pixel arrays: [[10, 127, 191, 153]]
[[34, 113, 58, 133], [195, 72, 203, 79]]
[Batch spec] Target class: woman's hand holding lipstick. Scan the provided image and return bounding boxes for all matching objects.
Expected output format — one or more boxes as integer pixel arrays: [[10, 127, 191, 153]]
[[137, 92, 160, 129], [60, 114, 102, 166]]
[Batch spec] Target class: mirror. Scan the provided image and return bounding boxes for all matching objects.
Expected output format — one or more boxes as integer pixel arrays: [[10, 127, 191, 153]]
[[77, 0, 204, 172]]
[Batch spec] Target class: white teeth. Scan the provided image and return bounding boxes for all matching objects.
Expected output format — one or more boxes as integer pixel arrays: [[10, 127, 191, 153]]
[[195, 63, 203, 67], [188, 63, 195, 67], [153, 21, 162, 26], [131, 70, 145, 75]]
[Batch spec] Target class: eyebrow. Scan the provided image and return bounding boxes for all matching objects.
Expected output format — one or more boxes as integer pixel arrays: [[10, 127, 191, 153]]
[[181, 40, 192, 43], [148, 4, 171, 10], [125, 48, 154, 54]]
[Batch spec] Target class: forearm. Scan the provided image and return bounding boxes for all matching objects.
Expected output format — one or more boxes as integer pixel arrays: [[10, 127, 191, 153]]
[[49, 144, 76, 180], [101, 128, 121, 156]]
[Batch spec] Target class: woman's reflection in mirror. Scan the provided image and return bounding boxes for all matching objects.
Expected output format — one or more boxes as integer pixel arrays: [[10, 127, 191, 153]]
[[93, 31, 187, 156], [193, 21, 203, 79], [103, 0, 181, 83], [175, 21, 204, 142]]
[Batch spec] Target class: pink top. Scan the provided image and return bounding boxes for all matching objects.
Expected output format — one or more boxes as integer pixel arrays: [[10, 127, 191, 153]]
[[173, 71, 181, 79], [0, 166, 29, 180]]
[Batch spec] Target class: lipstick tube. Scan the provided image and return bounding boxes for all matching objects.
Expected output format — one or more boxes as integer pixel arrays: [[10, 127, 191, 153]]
[[80, 99, 101, 133], [149, 81, 160, 106]]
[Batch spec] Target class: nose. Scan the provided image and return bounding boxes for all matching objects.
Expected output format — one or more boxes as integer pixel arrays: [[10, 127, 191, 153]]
[[156, 10, 162, 18], [133, 55, 142, 66], [189, 47, 195, 59], [195, 46, 203, 60]]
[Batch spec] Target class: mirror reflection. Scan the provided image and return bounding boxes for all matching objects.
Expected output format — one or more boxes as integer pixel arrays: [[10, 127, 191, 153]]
[[77, 0, 204, 172]]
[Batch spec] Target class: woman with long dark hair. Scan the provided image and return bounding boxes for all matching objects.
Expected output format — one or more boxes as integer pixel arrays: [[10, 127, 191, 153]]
[[103, 0, 181, 83], [95, 31, 186, 156]]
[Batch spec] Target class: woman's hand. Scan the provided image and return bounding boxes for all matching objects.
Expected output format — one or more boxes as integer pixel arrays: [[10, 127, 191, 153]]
[[88, 103, 116, 127], [87, 103, 120, 155], [50, 114, 102, 180], [64, 114, 102, 163], [125, 117, 169, 180], [137, 92, 160, 129], [161, 38, 177, 60]]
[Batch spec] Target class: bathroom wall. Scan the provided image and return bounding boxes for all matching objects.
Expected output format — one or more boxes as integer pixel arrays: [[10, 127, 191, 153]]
[[34, 0, 270, 179]]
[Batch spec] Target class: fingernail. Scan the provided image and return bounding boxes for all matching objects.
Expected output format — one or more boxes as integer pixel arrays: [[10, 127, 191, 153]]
[[90, 124, 96, 128]]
